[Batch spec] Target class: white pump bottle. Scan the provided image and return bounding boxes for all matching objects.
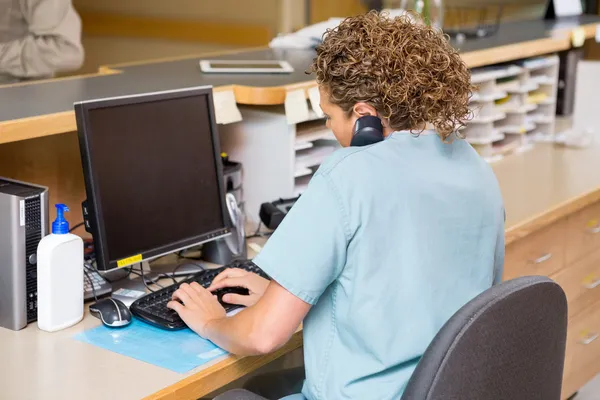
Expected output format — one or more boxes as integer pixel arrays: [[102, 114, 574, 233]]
[[37, 204, 84, 332]]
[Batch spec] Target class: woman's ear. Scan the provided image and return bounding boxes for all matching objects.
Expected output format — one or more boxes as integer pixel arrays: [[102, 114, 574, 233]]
[[352, 102, 378, 118]]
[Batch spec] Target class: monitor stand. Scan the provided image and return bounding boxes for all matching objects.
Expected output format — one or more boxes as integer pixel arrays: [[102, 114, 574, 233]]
[[143, 260, 206, 280]]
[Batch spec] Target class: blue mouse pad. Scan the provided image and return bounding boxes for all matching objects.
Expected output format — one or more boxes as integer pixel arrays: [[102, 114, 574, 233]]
[[73, 318, 227, 373]]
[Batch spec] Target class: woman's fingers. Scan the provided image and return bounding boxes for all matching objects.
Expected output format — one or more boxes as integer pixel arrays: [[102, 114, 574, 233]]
[[208, 276, 250, 292], [172, 288, 192, 305], [190, 281, 213, 298], [210, 268, 248, 288], [173, 283, 200, 305], [222, 293, 258, 307]]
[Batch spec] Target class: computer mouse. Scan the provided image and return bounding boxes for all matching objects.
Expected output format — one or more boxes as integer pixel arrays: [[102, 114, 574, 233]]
[[89, 298, 132, 328]]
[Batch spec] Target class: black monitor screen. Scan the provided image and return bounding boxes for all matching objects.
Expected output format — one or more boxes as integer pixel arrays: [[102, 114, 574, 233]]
[[80, 89, 228, 266]]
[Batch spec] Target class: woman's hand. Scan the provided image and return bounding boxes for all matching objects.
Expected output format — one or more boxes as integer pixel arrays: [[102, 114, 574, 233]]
[[167, 282, 226, 337], [207, 268, 270, 307]]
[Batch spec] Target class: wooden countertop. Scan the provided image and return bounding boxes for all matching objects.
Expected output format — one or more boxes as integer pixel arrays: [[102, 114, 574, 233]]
[[2, 142, 600, 400], [1, 15, 600, 145], [0, 300, 302, 400], [497, 143, 600, 245]]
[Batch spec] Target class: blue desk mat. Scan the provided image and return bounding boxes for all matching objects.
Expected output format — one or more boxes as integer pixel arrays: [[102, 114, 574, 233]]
[[73, 318, 227, 373]]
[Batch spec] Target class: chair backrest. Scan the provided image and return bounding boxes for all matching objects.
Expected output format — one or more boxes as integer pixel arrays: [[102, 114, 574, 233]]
[[401, 276, 568, 400]]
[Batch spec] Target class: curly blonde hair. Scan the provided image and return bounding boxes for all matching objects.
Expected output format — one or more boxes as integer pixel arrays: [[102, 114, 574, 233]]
[[309, 11, 473, 140]]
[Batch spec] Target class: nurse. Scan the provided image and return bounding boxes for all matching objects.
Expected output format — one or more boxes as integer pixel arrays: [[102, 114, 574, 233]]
[[169, 11, 505, 400]]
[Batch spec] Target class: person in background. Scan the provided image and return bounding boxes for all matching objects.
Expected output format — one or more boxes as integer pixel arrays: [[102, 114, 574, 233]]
[[0, 0, 84, 84], [169, 11, 505, 400]]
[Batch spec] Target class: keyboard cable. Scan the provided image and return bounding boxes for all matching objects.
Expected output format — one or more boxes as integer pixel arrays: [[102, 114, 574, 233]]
[[83, 268, 99, 302]]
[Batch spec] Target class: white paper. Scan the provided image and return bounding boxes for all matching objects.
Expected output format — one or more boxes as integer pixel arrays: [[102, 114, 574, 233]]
[[553, 0, 582, 17], [571, 27, 586, 47], [596, 24, 600, 43], [212, 90, 243, 125], [308, 86, 324, 117], [248, 242, 263, 254], [284, 89, 310, 124]]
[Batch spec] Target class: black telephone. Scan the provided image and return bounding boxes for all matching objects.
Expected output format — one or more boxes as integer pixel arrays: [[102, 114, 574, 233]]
[[259, 196, 300, 230]]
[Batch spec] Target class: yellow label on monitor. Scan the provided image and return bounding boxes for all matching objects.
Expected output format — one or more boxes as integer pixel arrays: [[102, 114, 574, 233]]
[[117, 254, 143, 268]]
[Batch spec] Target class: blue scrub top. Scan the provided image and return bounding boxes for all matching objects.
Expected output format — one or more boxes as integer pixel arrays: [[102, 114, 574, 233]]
[[254, 131, 505, 400]]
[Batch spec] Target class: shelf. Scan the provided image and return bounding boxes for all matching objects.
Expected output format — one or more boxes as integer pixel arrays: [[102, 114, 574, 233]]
[[467, 130, 505, 145], [496, 80, 519, 92], [295, 124, 335, 144], [470, 113, 506, 124], [521, 57, 559, 71], [500, 103, 538, 114], [470, 65, 523, 84], [526, 113, 553, 124], [295, 145, 336, 170], [526, 92, 550, 105], [470, 91, 507, 103], [493, 138, 522, 156], [539, 98, 556, 106], [294, 141, 314, 151], [294, 167, 313, 178], [498, 122, 536, 134], [506, 82, 539, 94], [531, 75, 555, 86], [293, 175, 311, 196]]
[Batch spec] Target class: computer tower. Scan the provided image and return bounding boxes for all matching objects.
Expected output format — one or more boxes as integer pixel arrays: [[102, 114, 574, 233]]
[[222, 156, 244, 214], [202, 157, 247, 264], [0, 178, 48, 331]]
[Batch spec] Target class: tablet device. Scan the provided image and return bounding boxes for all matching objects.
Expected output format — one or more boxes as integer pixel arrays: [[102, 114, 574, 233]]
[[199, 60, 294, 74]]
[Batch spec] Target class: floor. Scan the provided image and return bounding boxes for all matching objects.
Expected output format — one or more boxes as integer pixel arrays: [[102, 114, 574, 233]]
[[575, 374, 600, 399]]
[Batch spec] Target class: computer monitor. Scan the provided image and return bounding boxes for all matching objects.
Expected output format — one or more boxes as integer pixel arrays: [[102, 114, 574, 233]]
[[74, 86, 231, 271]]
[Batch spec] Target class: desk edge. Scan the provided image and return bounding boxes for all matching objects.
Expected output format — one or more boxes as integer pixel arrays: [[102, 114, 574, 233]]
[[143, 331, 303, 400], [505, 182, 600, 245]]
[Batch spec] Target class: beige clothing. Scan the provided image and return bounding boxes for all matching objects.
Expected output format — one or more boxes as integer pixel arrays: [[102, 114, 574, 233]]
[[0, 0, 83, 83]]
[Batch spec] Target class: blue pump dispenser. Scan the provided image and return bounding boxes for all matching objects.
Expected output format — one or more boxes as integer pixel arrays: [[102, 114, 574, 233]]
[[52, 204, 70, 234]]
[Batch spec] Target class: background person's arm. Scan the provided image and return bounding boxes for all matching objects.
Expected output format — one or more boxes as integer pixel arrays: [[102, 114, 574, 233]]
[[0, 0, 84, 78]]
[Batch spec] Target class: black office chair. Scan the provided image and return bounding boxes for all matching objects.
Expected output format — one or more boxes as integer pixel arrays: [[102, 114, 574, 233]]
[[215, 276, 568, 400], [401, 275, 568, 400], [213, 389, 267, 400]]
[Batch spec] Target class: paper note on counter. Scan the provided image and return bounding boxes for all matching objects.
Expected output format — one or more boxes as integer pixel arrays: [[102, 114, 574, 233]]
[[213, 90, 242, 125], [285, 89, 310, 124], [308, 86, 324, 118], [571, 27, 585, 47]]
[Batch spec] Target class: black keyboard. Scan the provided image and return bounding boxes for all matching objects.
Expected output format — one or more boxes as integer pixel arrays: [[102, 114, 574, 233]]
[[130, 259, 269, 330]]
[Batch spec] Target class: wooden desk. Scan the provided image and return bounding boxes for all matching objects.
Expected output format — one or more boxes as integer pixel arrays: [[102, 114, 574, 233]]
[[2, 15, 600, 400], [0, 300, 302, 400], [1, 143, 600, 399]]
